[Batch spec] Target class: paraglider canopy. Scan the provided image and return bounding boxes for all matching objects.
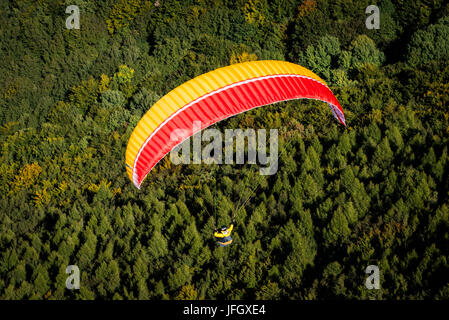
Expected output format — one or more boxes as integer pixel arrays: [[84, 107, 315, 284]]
[[125, 60, 346, 188]]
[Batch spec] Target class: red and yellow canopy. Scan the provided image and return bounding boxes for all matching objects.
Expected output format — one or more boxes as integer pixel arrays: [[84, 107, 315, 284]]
[[125, 60, 345, 188]]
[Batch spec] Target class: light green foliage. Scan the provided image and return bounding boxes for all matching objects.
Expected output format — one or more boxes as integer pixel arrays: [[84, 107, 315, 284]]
[[407, 16, 449, 66], [349, 35, 385, 70], [324, 208, 351, 246], [298, 35, 341, 80], [101, 90, 126, 109], [148, 231, 169, 260]]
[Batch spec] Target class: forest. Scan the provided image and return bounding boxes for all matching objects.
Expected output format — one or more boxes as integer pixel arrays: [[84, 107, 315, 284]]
[[0, 0, 448, 300]]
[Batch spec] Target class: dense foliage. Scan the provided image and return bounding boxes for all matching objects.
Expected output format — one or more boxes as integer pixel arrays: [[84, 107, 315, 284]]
[[1, 0, 448, 299]]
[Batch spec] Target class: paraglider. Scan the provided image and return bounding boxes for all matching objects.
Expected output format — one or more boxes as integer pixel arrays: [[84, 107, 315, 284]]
[[125, 60, 346, 246], [213, 220, 235, 247]]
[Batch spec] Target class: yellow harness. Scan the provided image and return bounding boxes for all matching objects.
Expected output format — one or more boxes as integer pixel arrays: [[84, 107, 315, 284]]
[[214, 223, 234, 238]]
